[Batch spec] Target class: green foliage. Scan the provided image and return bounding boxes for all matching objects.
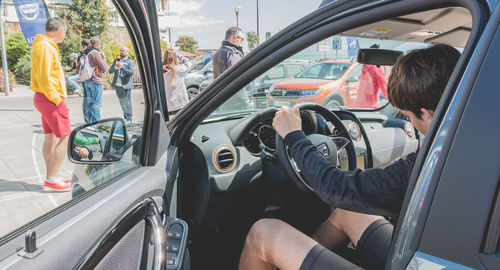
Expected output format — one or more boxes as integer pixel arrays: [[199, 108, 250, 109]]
[[102, 42, 136, 65], [65, 0, 109, 39], [160, 40, 169, 53], [14, 51, 32, 85], [58, 0, 109, 65], [175, 36, 198, 54], [1, 33, 30, 71], [246, 31, 259, 51]]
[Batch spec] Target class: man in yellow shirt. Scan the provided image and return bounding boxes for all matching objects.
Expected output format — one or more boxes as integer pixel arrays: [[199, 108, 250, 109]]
[[31, 17, 71, 191]]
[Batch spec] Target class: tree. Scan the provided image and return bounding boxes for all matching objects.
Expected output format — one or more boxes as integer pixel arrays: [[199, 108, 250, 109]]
[[246, 31, 259, 51], [0, 33, 30, 71], [175, 36, 198, 54], [58, 0, 109, 65]]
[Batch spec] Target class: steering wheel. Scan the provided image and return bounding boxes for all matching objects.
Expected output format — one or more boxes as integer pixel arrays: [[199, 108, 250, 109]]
[[275, 103, 357, 192]]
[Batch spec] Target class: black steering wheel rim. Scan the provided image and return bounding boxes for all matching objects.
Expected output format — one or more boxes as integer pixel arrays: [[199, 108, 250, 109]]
[[275, 103, 357, 192]]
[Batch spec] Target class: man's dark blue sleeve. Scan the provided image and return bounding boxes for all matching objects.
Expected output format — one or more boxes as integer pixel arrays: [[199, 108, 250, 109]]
[[285, 130, 417, 217]]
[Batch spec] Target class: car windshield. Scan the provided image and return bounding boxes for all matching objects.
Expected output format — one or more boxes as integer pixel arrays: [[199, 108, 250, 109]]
[[296, 63, 350, 80], [206, 34, 465, 120], [189, 57, 212, 73]]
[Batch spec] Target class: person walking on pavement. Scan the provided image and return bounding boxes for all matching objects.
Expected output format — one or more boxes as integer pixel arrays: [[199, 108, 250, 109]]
[[109, 47, 135, 123], [213, 27, 245, 79], [83, 37, 107, 123], [31, 17, 71, 191], [162, 48, 192, 116]]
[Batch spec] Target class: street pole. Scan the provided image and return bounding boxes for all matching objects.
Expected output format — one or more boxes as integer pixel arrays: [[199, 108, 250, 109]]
[[0, 3, 10, 96], [234, 6, 241, 28], [256, 0, 259, 45]]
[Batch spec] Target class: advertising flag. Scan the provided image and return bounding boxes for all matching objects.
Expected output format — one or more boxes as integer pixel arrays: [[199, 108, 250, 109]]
[[13, 0, 50, 47]]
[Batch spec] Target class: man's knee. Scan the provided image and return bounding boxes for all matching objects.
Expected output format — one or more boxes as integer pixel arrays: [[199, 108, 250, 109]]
[[246, 218, 279, 248]]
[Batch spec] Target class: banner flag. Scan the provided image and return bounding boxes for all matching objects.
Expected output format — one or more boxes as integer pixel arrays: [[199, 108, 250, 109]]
[[13, 0, 50, 47]]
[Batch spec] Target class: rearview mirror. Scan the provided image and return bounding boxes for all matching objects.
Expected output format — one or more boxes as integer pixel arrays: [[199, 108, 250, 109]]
[[68, 118, 128, 164], [357, 48, 403, 66]]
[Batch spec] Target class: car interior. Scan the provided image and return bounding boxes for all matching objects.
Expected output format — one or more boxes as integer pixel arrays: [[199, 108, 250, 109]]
[[173, 5, 474, 269]]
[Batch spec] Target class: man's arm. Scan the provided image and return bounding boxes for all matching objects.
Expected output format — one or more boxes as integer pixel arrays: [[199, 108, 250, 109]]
[[121, 59, 134, 76], [286, 130, 415, 217], [108, 59, 117, 74], [273, 106, 415, 216], [89, 51, 108, 72]]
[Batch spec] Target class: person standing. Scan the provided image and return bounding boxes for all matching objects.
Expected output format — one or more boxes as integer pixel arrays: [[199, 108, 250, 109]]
[[213, 27, 245, 79], [65, 53, 82, 95], [78, 39, 90, 122], [82, 37, 107, 123], [162, 49, 192, 116], [109, 47, 135, 123], [31, 17, 71, 191]]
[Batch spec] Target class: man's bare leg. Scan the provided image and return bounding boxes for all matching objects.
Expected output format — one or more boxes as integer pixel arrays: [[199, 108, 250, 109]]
[[313, 209, 383, 250], [239, 218, 317, 270], [43, 134, 69, 179]]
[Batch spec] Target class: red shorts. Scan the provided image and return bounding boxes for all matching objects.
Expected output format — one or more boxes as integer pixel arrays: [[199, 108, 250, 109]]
[[34, 92, 71, 137]]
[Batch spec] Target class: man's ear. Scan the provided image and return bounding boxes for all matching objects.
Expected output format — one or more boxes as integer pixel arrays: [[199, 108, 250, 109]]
[[420, 108, 435, 120]]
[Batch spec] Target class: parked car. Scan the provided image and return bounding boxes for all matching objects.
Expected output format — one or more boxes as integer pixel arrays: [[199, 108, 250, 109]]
[[183, 56, 213, 99], [268, 60, 360, 108], [2, 1, 500, 270], [200, 60, 309, 108]]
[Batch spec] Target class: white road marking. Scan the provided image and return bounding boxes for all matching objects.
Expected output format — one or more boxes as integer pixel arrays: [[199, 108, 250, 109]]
[[32, 133, 58, 207]]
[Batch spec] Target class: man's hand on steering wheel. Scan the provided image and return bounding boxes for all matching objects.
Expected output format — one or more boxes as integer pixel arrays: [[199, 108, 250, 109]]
[[272, 105, 302, 138]]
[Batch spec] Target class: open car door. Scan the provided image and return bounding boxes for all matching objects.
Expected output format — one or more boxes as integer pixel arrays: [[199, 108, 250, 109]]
[[0, 0, 186, 269]]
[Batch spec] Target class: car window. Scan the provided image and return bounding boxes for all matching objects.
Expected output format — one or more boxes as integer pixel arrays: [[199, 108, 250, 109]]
[[267, 65, 285, 79], [287, 64, 306, 77], [0, 3, 145, 238], [207, 26, 468, 119]]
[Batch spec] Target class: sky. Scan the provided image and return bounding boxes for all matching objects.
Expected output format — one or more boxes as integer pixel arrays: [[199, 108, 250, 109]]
[[157, 0, 322, 50]]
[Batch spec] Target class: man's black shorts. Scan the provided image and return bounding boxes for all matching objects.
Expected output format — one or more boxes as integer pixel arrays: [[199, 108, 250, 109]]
[[299, 219, 393, 270]]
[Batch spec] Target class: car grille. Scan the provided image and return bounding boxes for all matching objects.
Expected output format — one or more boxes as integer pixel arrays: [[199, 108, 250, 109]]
[[269, 88, 304, 97]]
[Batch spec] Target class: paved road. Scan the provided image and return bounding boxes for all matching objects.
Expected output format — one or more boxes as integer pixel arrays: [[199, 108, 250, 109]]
[[0, 85, 145, 237]]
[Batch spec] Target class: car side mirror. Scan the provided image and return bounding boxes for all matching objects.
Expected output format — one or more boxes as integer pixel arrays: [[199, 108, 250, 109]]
[[204, 69, 213, 76], [68, 118, 128, 164], [262, 75, 271, 82]]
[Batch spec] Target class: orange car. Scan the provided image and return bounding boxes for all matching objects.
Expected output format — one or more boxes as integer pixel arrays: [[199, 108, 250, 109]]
[[268, 60, 387, 108]]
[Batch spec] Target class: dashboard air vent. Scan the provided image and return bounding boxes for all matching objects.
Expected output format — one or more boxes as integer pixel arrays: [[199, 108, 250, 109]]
[[214, 146, 236, 172]]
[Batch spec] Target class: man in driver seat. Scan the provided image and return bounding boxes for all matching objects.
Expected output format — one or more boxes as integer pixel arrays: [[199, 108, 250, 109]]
[[239, 44, 460, 270]]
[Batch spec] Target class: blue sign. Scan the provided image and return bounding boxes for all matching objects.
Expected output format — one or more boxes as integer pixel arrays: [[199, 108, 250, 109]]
[[347, 37, 359, 59], [332, 37, 341, 50], [13, 0, 50, 47]]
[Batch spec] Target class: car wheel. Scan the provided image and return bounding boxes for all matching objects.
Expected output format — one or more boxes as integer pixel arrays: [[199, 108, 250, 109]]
[[187, 87, 200, 100], [325, 99, 341, 108]]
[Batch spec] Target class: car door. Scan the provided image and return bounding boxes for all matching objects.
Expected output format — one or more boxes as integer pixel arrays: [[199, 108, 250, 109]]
[[0, 0, 185, 269]]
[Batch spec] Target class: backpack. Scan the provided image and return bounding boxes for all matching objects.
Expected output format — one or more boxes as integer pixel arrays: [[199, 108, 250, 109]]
[[78, 53, 94, 81]]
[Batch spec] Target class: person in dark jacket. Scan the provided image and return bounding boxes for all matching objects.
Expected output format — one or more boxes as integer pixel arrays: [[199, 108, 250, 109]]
[[213, 27, 245, 79], [239, 44, 461, 270], [109, 47, 135, 123]]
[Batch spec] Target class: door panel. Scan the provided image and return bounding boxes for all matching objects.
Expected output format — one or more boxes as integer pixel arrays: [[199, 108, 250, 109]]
[[0, 0, 177, 268]]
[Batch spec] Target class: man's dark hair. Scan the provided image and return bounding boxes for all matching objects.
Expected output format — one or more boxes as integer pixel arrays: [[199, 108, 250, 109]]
[[225, 27, 243, 40], [45, 17, 66, 32], [387, 44, 461, 119], [81, 39, 90, 47]]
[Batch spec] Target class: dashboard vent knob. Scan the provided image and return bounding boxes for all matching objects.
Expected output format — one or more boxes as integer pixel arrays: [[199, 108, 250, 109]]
[[214, 146, 236, 172], [201, 135, 209, 143]]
